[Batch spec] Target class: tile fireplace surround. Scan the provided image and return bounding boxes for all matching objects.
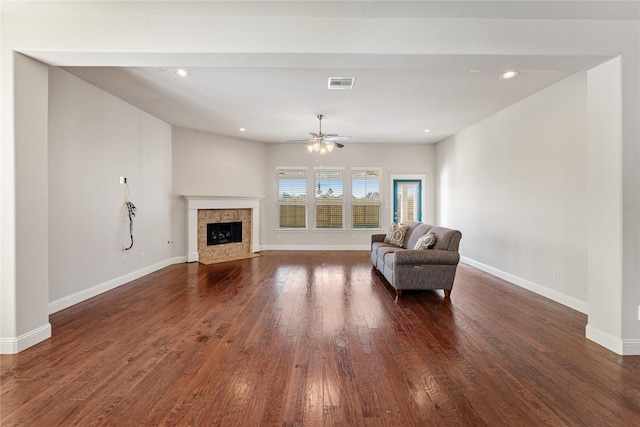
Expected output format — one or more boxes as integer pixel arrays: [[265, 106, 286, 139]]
[[184, 196, 264, 263]]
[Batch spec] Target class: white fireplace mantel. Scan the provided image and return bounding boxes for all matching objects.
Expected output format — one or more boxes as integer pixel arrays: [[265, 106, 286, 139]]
[[184, 196, 264, 262]]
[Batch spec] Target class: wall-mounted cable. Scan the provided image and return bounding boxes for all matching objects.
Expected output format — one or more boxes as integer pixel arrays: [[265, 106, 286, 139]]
[[123, 180, 136, 251]]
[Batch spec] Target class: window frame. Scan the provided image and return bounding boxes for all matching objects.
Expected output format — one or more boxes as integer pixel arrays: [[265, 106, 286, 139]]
[[350, 167, 382, 230], [276, 167, 308, 230], [313, 167, 345, 230]]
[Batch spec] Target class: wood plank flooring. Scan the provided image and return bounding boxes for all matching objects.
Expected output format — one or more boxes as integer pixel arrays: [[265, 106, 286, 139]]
[[2, 250, 639, 426]]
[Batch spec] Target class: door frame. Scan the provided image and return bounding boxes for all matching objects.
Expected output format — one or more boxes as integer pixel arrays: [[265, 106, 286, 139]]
[[389, 174, 426, 225]]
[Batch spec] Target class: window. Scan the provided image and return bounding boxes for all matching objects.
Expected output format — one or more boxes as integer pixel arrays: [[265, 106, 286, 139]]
[[352, 169, 381, 228], [315, 168, 343, 229], [277, 168, 307, 228]]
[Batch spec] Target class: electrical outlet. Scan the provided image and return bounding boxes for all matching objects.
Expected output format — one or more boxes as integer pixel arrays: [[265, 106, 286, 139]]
[[140, 252, 145, 260], [552, 270, 560, 281], [123, 255, 128, 265], [276, 234, 281, 240], [637, 305, 640, 321], [120, 176, 126, 184]]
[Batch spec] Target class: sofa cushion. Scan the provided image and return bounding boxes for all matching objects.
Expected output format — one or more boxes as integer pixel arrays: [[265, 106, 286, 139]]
[[403, 222, 432, 249], [376, 245, 401, 270], [414, 232, 436, 250], [384, 223, 409, 247]]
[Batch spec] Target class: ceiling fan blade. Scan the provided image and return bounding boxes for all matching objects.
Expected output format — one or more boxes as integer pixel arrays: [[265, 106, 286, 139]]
[[287, 115, 349, 146], [326, 141, 345, 148]]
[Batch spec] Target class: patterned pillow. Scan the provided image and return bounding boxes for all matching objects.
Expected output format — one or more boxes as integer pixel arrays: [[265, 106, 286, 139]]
[[384, 223, 409, 247], [414, 232, 436, 250]]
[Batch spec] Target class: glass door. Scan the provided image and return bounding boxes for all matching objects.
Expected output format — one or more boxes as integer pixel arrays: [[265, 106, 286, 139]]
[[393, 179, 422, 223]]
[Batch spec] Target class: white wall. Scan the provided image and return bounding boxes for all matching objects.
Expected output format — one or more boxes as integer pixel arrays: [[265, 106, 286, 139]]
[[0, 53, 52, 353], [585, 58, 627, 353], [48, 67, 176, 311], [171, 127, 268, 257], [436, 73, 588, 312], [263, 143, 436, 249], [172, 127, 268, 197]]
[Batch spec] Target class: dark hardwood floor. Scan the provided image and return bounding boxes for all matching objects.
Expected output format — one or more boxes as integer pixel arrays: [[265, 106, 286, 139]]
[[2, 250, 639, 426]]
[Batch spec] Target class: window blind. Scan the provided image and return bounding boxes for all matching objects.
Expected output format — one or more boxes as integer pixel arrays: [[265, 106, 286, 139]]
[[352, 169, 381, 228], [315, 169, 344, 229], [278, 168, 307, 228]]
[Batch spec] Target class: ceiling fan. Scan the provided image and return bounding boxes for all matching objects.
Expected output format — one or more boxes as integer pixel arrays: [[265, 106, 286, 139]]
[[288, 114, 351, 154]]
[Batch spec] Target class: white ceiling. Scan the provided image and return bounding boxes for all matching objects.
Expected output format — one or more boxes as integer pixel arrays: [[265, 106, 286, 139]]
[[16, 0, 632, 145], [63, 55, 607, 144]]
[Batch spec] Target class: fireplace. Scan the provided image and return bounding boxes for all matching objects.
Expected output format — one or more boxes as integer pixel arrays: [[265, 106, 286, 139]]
[[207, 222, 242, 246], [184, 196, 264, 263]]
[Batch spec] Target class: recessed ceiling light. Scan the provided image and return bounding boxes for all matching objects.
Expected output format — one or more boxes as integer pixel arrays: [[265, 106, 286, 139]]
[[500, 71, 519, 79], [238, 128, 246, 132], [424, 129, 431, 133], [174, 69, 190, 77], [469, 69, 481, 74]]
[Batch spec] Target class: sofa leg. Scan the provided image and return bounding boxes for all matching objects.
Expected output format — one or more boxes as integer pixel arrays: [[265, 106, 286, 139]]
[[395, 289, 402, 297], [444, 289, 452, 298]]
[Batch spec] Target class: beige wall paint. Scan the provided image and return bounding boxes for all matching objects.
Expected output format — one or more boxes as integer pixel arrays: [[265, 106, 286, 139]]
[[436, 72, 589, 311], [585, 58, 625, 352], [170, 127, 268, 257], [48, 68, 174, 308], [1, 54, 52, 352], [172, 127, 268, 198]]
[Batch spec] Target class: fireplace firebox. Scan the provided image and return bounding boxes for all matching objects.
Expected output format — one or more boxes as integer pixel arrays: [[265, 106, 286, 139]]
[[207, 222, 242, 246]]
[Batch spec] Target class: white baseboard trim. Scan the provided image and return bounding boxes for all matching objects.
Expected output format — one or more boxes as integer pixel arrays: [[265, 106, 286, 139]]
[[461, 256, 588, 314], [260, 244, 370, 251], [48, 256, 187, 314], [622, 339, 640, 355], [585, 324, 623, 354], [0, 323, 52, 354], [586, 325, 640, 356]]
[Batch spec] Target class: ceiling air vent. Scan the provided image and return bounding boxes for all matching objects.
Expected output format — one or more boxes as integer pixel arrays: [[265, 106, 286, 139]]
[[328, 77, 355, 90]]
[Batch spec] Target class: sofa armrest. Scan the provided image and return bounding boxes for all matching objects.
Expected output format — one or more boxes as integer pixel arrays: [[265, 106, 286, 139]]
[[394, 249, 460, 265], [371, 234, 386, 244]]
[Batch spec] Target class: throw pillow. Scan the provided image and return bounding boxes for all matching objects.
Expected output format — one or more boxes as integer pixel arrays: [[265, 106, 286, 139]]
[[414, 232, 436, 250], [384, 223, 409, 247]]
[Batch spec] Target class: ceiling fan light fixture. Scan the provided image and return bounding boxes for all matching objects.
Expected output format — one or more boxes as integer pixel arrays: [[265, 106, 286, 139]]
[[292, 114, 350, 154]]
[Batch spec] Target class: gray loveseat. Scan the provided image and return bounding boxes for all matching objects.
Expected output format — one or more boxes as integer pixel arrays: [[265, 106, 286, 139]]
[[371, 222, 462, 297]]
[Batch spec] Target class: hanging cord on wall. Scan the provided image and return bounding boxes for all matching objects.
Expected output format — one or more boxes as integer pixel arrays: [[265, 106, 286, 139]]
[[124, 181, 136, 251]]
